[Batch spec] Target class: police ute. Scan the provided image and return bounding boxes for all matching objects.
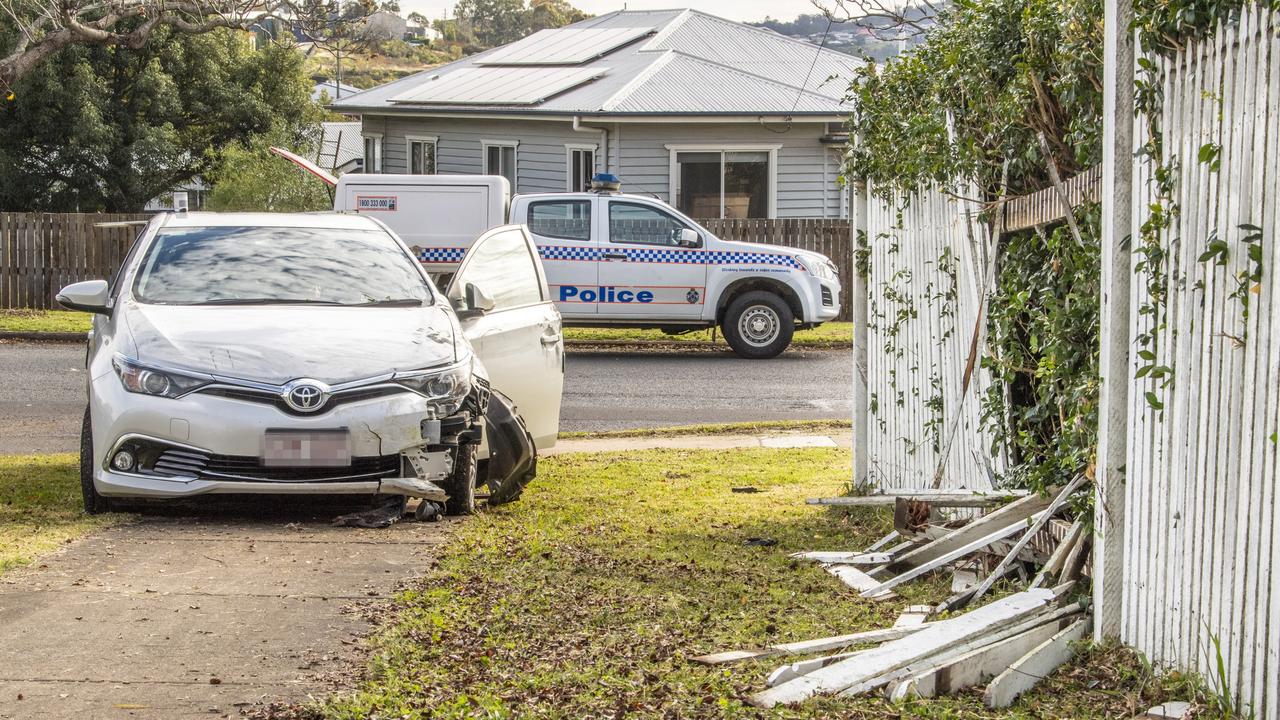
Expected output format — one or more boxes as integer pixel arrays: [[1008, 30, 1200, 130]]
[[273, 149, 841, 359]]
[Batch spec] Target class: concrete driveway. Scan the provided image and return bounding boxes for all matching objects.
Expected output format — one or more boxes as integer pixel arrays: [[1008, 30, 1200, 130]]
[[0, 505, 452, 719]]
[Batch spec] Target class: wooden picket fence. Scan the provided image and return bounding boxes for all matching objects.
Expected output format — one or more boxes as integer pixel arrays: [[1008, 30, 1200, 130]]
[[0, 212, 853, 320], [0, 213, 148, 310], [698, 218, 853, 321]]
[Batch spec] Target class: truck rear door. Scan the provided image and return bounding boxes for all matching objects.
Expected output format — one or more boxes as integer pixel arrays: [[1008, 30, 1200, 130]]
[[522, 197, 599, 318], [596, 198, 708, 319]]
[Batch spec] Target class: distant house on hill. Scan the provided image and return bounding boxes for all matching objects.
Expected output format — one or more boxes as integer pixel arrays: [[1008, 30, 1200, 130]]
[[331, 9, 860, 219], [363, 10, 408, 42], [312, 80, 361, 103]]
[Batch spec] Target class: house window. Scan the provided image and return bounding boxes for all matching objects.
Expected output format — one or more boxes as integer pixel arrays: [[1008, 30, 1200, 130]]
[[362, 134, 383, 173], [483, 140, 518, 191], [566, 145, 596, 191], [407, 136, 437, 174], [668, 145, 778, 219]]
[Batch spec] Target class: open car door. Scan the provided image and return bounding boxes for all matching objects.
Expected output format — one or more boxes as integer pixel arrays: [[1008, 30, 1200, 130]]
[[447, 225, 564, 453]]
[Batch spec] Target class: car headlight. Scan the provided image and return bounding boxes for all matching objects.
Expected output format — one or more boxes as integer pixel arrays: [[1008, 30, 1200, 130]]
[[393, 359, 473, 416], [796, 255, 838, 282], [112, 355, 212, 398]]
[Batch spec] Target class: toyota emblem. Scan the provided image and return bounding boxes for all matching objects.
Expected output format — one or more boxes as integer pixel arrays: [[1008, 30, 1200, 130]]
[[283, 380, 328, 413]]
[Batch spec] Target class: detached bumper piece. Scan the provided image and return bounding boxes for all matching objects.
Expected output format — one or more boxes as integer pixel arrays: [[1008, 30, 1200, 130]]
[[483, 390, 537, 506]]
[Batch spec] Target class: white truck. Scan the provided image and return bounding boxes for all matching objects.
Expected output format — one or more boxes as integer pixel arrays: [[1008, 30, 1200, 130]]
[[276, 149, 842, 358]]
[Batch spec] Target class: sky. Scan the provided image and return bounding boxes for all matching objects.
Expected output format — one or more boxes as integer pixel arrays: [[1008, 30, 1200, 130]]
[[397, 0, 827, 24]]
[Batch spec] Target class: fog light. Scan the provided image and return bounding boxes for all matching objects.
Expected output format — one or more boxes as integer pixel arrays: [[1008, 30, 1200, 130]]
[[111, 450, 135, 471]]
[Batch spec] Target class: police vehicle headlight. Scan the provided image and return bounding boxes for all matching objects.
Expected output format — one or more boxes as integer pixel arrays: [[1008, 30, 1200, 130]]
[[113, 355, 212, 399], [394, 359, 472, 415], [797, 256, 838, 282]]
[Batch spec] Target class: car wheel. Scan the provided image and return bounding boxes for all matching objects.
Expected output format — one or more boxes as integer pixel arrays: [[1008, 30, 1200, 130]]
[[443, 442, 477, 515], [723, 291, 795, 359], [79, 408, 112, 515]]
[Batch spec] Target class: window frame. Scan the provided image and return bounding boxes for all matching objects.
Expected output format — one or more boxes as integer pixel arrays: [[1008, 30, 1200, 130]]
[[449, 227, 546, 311], [606, 200, 698, 248], [405, 134, 438, 175], [481, 139, 519, 191], [565, 143, 597, 192], [665, 144, 780, 219], [526, 199, 593, 242], [362, 133, 383, 173]]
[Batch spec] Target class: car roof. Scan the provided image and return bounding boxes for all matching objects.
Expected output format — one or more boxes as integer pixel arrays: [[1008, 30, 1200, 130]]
[[157, 211, 380, 230]]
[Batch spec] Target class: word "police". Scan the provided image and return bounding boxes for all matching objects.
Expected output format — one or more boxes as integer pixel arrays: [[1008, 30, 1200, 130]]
[[559, 286, 654, 303]]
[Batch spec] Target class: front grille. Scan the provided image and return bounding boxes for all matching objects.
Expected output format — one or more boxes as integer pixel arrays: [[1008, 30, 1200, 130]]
[[198, 385, 406, 416], [148, 448, 400, 483], [821, 286, 834, 307]]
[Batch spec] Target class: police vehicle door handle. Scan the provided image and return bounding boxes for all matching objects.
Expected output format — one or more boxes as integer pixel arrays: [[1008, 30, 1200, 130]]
[[602, 252, 628, 261]]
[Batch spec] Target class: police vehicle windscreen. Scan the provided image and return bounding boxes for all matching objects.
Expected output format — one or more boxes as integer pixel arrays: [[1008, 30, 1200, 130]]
[[132, 226, 434, 306]]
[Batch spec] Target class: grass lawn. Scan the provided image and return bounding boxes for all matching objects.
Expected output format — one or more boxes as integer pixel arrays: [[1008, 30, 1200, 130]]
[[563, 322, 852, 348], [0, 453, 128, 574], [0, 309, 90, 334], [314, 447, 1198, 719]]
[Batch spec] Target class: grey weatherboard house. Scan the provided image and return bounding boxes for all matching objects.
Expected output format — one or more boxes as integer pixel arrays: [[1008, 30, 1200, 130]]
[[331, 9, 861, 220]]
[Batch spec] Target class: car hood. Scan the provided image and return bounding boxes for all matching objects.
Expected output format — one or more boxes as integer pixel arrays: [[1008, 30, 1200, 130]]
[[121, 300, 458, 385], [713, 239, 832, 268]]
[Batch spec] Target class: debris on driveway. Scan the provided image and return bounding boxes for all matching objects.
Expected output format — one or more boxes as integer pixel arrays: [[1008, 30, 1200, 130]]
[[695, 478, 1092, 708], [331, 496, 408, 529]]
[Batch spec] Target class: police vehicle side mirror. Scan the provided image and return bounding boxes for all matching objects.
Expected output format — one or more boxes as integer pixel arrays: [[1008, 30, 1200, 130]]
[[456, 282, 496, 320], [674, 228, 700, 248]]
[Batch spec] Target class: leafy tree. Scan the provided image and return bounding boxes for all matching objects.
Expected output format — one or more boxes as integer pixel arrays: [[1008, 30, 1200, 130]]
[[526, 0, 588, 32], [0, 0, 295, 91], [0, 28, 317, 212], [454, 0, 528, 46], [206, 121, 331, 212]]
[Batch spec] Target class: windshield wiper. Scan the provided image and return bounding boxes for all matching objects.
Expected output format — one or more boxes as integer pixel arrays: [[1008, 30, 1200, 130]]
[[195, 298, 347, 306], [354, 298, 428, 307]]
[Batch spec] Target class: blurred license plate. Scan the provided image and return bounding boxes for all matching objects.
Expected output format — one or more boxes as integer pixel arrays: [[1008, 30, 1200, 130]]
[[261, 430, 351, 467]]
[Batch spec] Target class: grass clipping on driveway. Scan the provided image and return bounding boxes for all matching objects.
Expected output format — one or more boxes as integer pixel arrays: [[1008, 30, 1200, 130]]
[[317, 447, 1188, 719], [0, 454, 125, 574]]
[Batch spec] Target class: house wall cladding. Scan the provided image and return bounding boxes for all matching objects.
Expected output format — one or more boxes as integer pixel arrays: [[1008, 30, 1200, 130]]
[[862, 183, 1003, 492], [360, 116, 847, 219], [1121, 6, 1280, 716]]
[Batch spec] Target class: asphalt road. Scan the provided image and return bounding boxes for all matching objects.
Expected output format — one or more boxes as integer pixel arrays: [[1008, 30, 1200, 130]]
[[0, 341, 850, 454]]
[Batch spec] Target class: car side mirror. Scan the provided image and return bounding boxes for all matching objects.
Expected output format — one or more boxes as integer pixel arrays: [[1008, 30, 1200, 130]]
[[57, 279, 111, 315], [674, 228, 701, 248], [456, 282, 495, 319]]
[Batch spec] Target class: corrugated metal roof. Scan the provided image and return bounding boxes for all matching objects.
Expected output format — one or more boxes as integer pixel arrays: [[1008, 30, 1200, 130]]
[[331, 9, 862, 116], [602, 51, 848, 114], [388, 66, 607, 105], [319, 122, 363, 169], [473, 26, 654, 65]]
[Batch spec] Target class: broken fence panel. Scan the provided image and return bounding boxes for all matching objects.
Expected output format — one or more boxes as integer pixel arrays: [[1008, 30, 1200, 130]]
[[691, 624, 932, 665], [983, 616, 1091, 708]]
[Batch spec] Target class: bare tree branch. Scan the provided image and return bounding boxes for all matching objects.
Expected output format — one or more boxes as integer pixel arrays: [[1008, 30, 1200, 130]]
[[1, 0, 306, 91], [810, 0, 944, 42]]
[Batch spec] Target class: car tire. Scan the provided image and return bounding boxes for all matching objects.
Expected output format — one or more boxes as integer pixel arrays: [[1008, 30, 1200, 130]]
[[443, 442, 477, 516], [79, 408, 112, 515], [723, 291, 795, 359]]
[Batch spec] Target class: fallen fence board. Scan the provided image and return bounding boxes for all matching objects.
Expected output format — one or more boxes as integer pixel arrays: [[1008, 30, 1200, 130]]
[[748, 588, 1056, 707], [825, 564, 898, 600], [887, 612, 1082, 699], [807, 491, 1026, 508], [1032, 519, 1084, 588], [860, 509, 1050, 598], [691, 625, 931, 665], [790, 551, 892, 564], [983, 617, 1090, 708], [880, 492, 1055, 576]]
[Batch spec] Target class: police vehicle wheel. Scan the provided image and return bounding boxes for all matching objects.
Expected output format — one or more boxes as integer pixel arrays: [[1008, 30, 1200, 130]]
[[443, 442, 477, 515], [80, 408, 113, 515], [723, 291, 794, 359]]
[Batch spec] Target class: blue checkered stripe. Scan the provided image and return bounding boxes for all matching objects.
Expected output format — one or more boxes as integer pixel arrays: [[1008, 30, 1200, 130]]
[[535, 245, 798, 268], [418, 247, 466, 263], [708, 250, 801, 269], [538, 245, 600, 262]]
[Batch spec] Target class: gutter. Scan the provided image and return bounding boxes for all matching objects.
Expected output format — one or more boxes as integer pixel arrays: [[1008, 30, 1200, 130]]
[[572, 115, 610, 173]]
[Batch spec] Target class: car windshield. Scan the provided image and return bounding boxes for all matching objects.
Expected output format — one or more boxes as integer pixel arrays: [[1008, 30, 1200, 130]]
[[132, 225, 433, 306]]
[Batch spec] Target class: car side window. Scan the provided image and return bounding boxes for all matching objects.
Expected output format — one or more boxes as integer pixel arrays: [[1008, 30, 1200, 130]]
[[608, 202, 689, 246], [454, 229, 544, 310], [527, 200, 591, 241]]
